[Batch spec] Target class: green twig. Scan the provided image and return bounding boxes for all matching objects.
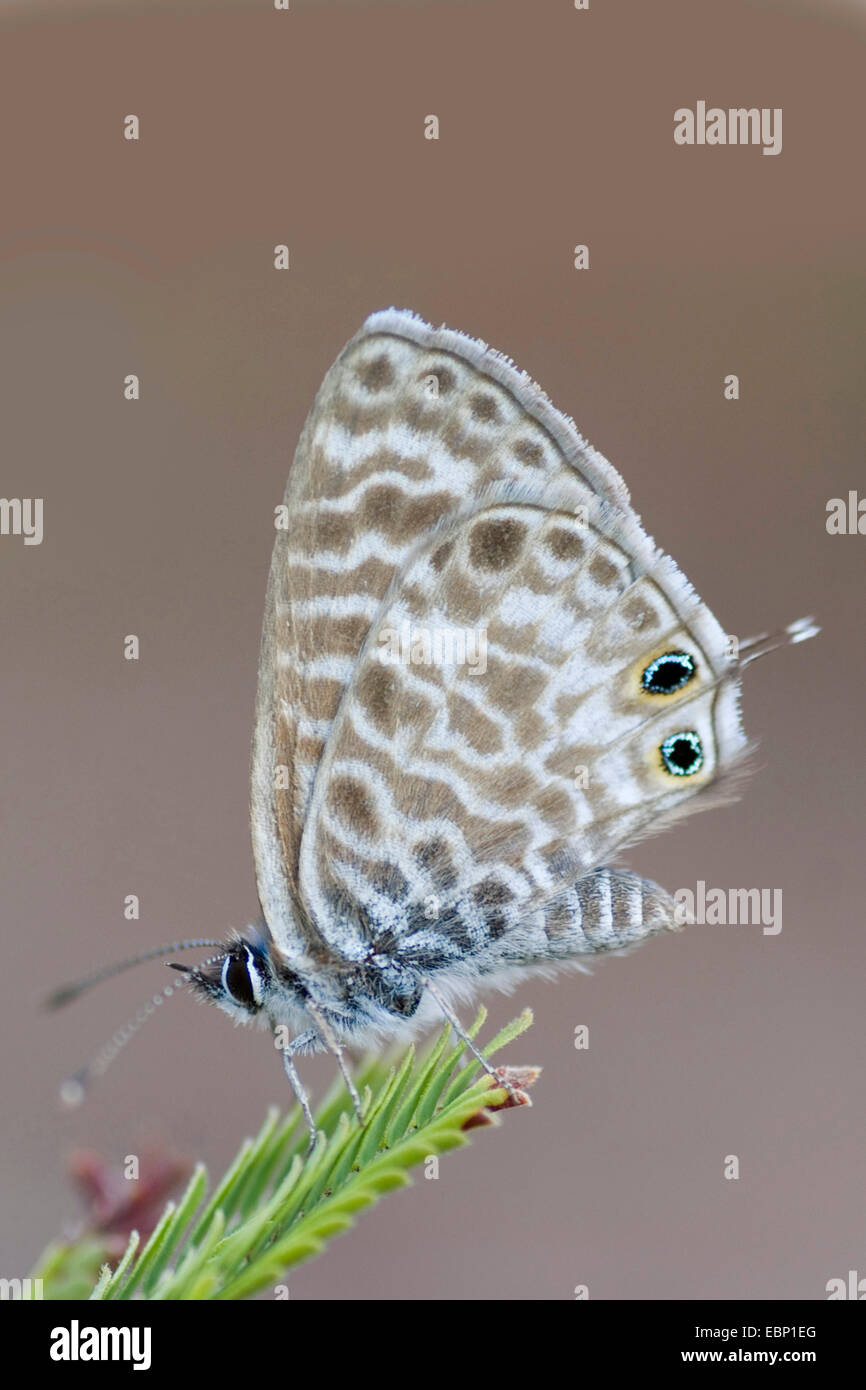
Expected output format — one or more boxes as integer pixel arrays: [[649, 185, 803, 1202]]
[[31, 1010, 534, 1301]]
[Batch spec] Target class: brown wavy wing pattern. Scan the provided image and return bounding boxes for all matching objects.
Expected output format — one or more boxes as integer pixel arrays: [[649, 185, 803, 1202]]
[[252, 309, 643, 955], [297, 496, 747, 966]]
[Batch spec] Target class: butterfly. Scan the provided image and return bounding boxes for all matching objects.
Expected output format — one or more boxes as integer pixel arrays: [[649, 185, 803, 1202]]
[[52, 309, 817, 1146]]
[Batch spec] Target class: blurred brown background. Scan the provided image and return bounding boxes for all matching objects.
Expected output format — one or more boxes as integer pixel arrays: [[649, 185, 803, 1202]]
[[1, 0, 864, 1300]]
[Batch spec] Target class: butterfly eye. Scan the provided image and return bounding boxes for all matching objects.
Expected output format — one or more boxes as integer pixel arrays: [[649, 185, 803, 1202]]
[[660, 731, 704, 776], [222, 950, 260, 1010], [642, 651, 696, 694]]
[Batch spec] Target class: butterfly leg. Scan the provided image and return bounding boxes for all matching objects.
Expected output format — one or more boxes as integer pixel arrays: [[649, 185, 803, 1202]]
[[423, 976, 519, 1098], [305, 1002, 364, 1127], [279, 1031, 320, 1156]]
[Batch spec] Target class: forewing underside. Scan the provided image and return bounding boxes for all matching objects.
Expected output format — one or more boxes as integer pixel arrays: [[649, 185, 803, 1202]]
[[251, 309, 644, 954]]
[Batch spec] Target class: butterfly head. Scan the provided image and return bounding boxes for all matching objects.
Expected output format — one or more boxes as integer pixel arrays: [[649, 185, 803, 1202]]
[[176, 937, 274, 1024], [47, 930, 318, 1106]]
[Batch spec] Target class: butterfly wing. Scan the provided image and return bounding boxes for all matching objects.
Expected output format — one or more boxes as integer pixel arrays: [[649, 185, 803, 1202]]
[[251, 308, 644, 957], [296, 490, 749, 975]]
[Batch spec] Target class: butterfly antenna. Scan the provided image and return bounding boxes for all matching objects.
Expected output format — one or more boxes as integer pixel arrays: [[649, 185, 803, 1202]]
[[45, 939, 225, 1011], [737, 615, 819, 667], [57, 974, 196, 1108]]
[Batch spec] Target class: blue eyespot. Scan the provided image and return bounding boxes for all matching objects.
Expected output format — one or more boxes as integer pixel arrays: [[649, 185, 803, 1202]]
[[661, 731, 704, 776], [642, 651, 696, 694]]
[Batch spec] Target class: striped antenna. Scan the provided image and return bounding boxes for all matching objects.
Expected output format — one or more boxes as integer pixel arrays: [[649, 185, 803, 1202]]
[[58, 980, 186, 1107], [55, 947, 228, 1106], [46, 939, 225, 1010]]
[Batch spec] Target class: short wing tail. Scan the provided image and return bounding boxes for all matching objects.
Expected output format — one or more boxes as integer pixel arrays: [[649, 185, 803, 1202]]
[[737, 616, 819, 667]]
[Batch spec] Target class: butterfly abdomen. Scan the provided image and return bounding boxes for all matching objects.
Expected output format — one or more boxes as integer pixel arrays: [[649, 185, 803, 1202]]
[[359, 867, 681, 1002]]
